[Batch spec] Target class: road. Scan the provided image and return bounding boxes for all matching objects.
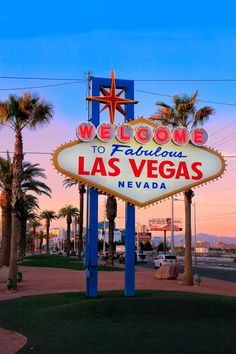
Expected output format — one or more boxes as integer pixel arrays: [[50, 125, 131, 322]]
[[138, 259, 236, 283]]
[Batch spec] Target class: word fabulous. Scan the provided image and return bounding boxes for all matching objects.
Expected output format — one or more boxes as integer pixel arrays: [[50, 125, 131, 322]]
[[76, 121, 208, 146]]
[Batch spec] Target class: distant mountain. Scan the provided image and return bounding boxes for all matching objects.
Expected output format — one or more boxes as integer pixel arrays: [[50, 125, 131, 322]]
[[174, 233, 236, 246]]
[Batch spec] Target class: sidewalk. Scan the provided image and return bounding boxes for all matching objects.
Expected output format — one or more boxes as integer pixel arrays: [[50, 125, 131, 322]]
[[0, 266, 236, 301]]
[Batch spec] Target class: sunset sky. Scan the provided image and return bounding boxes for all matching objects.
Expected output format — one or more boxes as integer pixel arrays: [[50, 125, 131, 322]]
[[1, 0, 236, 236]]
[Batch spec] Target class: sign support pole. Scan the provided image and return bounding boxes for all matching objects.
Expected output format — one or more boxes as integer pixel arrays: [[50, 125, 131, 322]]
[[124, 80, 135, 297], [85, 75, 100, 297], [85, 74, 136, 297]]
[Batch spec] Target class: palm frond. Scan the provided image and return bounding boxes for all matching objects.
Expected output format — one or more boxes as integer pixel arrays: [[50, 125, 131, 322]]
[[193, 106, 215, 126], [63, 178, 78, 188]]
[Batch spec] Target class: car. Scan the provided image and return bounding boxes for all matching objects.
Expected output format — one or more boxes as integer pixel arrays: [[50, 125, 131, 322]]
[[153, 254, 178, 269]]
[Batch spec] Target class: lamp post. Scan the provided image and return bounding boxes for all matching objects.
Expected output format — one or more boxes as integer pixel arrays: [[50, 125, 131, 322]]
[[171, 196, 174, 254], [103, 196, 106, 256], [171, 197, 184, 255], [192, 201, 197, 265]]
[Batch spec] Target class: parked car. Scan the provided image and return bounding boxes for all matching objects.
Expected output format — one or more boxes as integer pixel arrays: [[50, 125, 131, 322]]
[[153, 254, 178, 269]]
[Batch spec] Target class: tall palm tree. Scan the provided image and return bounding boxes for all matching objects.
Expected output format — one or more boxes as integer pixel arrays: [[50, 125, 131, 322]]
[[18, 194, 39, 260], [0, 156, 51, 267], [0, 154, 12, 267], [28, 216, 41, 253], [58, 205, 80, 256], [63, 179, 86, 257], [150, 91, 214, 285], [0, 92, 53, 289], [106, 196, 117, 266], [40, 210, 57, 254]]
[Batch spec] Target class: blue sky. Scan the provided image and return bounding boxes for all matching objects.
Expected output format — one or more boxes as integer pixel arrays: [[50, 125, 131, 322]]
[[1, 0, 236, 235], [1, 0, 236, 123]]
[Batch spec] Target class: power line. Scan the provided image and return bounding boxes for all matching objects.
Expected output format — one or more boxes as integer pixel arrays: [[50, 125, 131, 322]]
[[0, 150, 235, 158], [0, 151, 51, 155], [0, 78, 235, 106], [2, 75, 236, 82], [214, 131, 236, 146], [135, 89, 236, 107], [0, 76, 83, 81], [134, 79, 236, 82], [198, 214, 236, 220], [0, 80, 85, 91], [210, 120, 236, 138], [198, 212, 236, 218], [198, 186, 236, 194], [214, 135, 236, 148]]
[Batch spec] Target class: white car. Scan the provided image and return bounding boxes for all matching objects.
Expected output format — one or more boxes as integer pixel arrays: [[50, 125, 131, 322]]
[[154, 254, 178, 269]]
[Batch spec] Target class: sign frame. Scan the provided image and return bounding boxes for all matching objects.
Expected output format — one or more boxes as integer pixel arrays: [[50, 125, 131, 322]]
[[52, 117, 225, 207]]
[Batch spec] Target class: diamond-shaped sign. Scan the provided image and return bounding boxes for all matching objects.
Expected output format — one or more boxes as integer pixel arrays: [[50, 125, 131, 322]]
[[52, 119, 225, 207]]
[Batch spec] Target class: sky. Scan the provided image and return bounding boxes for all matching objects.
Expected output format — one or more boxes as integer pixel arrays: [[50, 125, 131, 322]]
[[0, 0, 236, 237]]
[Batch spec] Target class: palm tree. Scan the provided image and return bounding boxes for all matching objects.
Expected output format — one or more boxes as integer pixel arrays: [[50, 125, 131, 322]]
[[40, 210, 57, 254], [58, 205, 80, 256], [106, 196, 117, 266], [0, 156, 51, 267], [18, 194, 39, 260], [0, 92, 53, 289], [0, 154, 12, 267], [63, 179, 86, 257], [28, 217, 41, 253], [150, 91, 214, 285]]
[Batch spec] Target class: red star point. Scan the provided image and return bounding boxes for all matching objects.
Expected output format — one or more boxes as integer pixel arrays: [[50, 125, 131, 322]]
[[86, 71, 138, 124]]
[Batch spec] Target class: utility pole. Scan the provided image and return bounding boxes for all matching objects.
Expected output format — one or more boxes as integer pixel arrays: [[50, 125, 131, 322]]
[[103, 196, 106, 256], [193, 201, 197, 265], [171, 196, 175, 254]]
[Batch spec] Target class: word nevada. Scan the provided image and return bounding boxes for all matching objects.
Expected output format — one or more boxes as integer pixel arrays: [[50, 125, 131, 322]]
[[76, 121, 208, 146]]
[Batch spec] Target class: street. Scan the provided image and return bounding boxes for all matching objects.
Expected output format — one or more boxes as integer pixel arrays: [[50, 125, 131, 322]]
[[137, 257, 236, 283]]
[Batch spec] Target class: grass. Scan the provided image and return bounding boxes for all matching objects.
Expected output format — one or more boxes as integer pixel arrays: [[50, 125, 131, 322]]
[[20, 254, 122, 271], [0, 291, 236, 354]]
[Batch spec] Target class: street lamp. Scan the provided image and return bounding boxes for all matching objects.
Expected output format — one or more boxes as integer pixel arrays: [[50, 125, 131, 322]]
[[103, 196, 107, 256], [192, 201, 197, 265], [171, 197, 184, 255]]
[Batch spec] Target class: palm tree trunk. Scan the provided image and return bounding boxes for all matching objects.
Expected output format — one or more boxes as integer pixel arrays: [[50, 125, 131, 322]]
[[107, 220, 114, 266], [32, 227, 36, 253], [8, 212, 20, 289], [183, 189, 194, 286], [46, 223, 50, 253], [66, 222, 71, 256], [0, 205, 11, 267], [8, 130, 23, 290], [40, 232, 43, 253], [106, 196, 117, 266], [164, 230, 167, 254], [18, 219, 27, 260], [78, 183, 85, 257]]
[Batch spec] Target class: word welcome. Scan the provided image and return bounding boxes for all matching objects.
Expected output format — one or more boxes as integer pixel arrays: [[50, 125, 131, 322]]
[[76, 121, 208, 146]]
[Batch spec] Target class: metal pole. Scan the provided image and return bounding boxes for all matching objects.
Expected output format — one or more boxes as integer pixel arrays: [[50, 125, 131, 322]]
[[171, 196, 175, 254], [193, 202, 197, 265], [103, 197, 106, 256], [125, 203, 135, 296]]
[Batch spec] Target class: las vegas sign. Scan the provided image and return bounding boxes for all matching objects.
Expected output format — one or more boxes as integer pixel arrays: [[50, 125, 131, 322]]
[[52, 117, 225, 207]]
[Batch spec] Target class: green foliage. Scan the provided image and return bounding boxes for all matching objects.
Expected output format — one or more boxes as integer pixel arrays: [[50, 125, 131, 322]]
[[20, 254, 122, 271], [157, 242, 164, 252], [139, 241, 153, 251]]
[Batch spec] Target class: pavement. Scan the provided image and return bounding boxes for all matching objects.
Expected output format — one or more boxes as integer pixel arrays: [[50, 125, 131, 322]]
[[1, 266, 236, 353]]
